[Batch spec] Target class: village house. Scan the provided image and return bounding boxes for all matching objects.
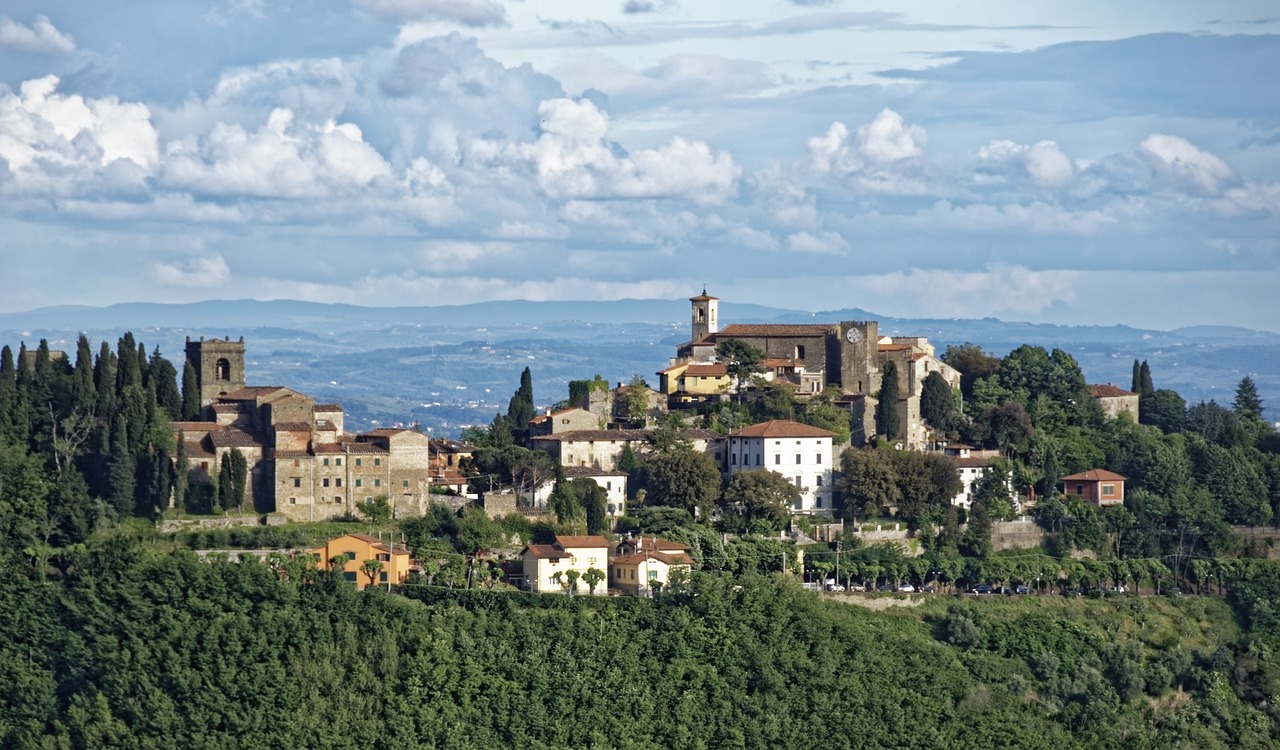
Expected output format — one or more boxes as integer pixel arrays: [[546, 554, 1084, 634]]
[[1061, 469, 1126, 507], [531, 427, 725, 472], [520, 535, 611, 595], [312, 533, 413, 589], [523, 466, 630, 518], [1090, 384, 1141, 421], [610, 536, 694, 596], [726, 419, 835, 515]]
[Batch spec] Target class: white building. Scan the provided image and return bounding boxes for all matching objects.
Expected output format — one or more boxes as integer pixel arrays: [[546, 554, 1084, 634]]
[[727, 419, 835, 515]]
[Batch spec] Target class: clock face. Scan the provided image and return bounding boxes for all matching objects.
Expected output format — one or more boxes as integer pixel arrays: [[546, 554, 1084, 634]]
[[846, 328, 862, 344]]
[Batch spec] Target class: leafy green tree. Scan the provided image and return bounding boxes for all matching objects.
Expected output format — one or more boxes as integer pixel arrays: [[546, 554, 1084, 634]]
[[721, 469, 798, 532], [360, 558, 384, 587], [625, 374, 652, 427], [715, 338, 765, 381], [838, 447, 900, 520], [755, 384, 796, 422], [875, 361, 901, 440], [641, 447, 722, 519], [583, 566, 605, 595], [1142, 388, 1186, 433], [942, 343, 1001, 402], [972, 460, 1016, 520], [798, 388, 851, 445], [359, 495, 392, 523]]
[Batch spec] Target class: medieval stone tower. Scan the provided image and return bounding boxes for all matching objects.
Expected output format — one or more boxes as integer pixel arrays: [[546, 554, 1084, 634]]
[[185, 336, 246, 408], [690, 289, 719, 342], [834, 320, 879, 396]]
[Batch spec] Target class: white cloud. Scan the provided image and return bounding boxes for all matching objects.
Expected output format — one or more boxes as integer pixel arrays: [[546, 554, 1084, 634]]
[[786, 230, 847, 255], [912, 199, 1119, 234], [506, 97, 740, 202], [858, 265, 1081, 317], [1139, 133, 1235, 194], [161, 108, 394, 198], [977, 139, 1075, 187], [0, 76, 158, 194], [808, 121, 854, 173], [0, 15, 75, 55], [352, 0, 506, 26], [1220, 181, 1280, 217], [855, 108, 925, 164], [151, 253, 232, 288]]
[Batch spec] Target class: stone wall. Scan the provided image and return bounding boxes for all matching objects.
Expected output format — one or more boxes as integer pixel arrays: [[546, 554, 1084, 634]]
[[157, 514, 286, 534], [991, 517, 1047, 551]]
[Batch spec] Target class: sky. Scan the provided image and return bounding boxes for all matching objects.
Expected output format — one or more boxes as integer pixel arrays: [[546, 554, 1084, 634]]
[[1, 1, 1278, 331]]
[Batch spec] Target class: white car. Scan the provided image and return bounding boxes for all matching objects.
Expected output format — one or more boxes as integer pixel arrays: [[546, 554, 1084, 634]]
[[826, 583, 845, 592], [898, 584, 915, 593]]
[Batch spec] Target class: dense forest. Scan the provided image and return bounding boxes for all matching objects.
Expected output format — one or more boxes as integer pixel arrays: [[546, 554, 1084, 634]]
[[3, 334, 1280, 747]]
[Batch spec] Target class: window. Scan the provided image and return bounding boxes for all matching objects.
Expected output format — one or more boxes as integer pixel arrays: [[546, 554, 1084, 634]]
[[775, 454, 781, 465], [355, 479, 362, 487], [374, 458, 381, 466], [402, 480, 409, 488], [377, 553, 390, 562], [215, 358, 230, 380], [756, 454, 761, 466], [796, 345, 806, 359], [288, 497, 296, 505], [817, 476, 823, 487], [1102, 484, 1116, 496], [335, 458, 342, 467], [374, 479, 381, 487], [731, 453, 737, 465], [796, 454, 801, 464], [335, 496, 342, 503], [648, 570, 658, 581], [323, 478, 330, 487], [379, 572, 388, 582], [795, 476, 802, 488], [345, 551, 356, 560], [293, 477, 301, 488], [816, 454, 822, 464], [200, 461, 209, 471], [343, 572, 357, 582], [323, 458, 330, 466], [335, 479, 342, 487], [355, 458, 362, 467], [1075, 483, 1084, 495]]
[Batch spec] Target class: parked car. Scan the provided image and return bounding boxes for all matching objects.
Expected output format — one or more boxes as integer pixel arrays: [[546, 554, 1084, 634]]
[[876, 584, 893, 592], [825, 583, 845, 592], [971, 584, 994, 594], [922, 585, 936, 593], [898, 584, 915, 593], [1013, 584, 1030, 595], [848, 582, 866, 592]]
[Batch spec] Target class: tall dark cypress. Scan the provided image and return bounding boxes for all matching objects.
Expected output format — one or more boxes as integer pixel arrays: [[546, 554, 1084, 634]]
[[0, 346, 18, 443], [1131, 360, 1142, 394], [94, 341, 117, 424], [147, 348, 181, 420], [107, 414, 136, 516], [181, 359, 200, 421], [876, 360, 901, 440], [1138, 361, 1154, 398], [73, 334, 96, 416], [506, 367, 535, 440]]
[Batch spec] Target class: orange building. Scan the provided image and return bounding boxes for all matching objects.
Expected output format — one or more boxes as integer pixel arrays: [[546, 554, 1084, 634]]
[[312, 533, 412, 588], [1061, 469, 1126, 507]]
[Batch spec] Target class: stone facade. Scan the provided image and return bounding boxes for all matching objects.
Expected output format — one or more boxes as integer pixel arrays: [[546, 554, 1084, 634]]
[[185, 336, 246, 408], [726, 419, 835, 514]]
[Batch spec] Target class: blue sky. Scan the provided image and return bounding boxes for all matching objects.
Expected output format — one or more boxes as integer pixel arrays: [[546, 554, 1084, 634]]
[[1, 1, 1278, 330]]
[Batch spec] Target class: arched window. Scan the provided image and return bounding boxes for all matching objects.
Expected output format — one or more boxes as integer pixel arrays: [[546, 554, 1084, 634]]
[[216, 358, 231, 380]]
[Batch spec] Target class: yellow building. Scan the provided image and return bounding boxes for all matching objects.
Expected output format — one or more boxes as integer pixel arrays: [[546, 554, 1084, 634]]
[[611, 536, 694, 596], [520, 535, 611, 594], [312, 533, 412, 588]]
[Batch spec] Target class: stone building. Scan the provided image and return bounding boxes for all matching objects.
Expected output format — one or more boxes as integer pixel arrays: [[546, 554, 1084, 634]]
[[1090, 384, 1140, 421], [726, 419, 835, 514], [177, 337, 438, 521]]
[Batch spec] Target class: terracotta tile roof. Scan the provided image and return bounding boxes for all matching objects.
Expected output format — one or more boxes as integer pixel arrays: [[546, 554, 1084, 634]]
[[954, 457, 995, 469], [220, 386, 285, 400], [313, 443, 344, 454], [172, 421, 217, 431], [612, 551, 693, 566], [343, 443, 388, 454], [690, 291, 718, 301], [208, 429, 263, 449], [878, 343, 913, 352], [364, 428, 414, 437], [524, 544, 570, 560], [620, 537, 690, 553], [1090, 384, 1137, 399], [554, 535, 611, 549], [532, 428, 720, 443], [273, 421, 312, 431], [684, 364, 729, 377], [1061, 469, 1126, 482], [762, 357, 800, 368], [731, 419, 836, 439], [657, 364, 688, 375], [184, 441, 215, 458], [316, 420, 338, 431], [315, 404, 344, 412], [717, 323, 832, 338], [273, 450, 311, 459]]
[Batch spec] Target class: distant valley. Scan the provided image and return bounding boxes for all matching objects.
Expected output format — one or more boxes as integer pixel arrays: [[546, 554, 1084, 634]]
[[3, 298, 1276, 435]]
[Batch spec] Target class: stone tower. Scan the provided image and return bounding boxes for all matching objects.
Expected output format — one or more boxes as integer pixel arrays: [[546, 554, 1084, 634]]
[[834, 320, 879, 395], [185, 336, 246, 408], [690, 289, 719, 342]]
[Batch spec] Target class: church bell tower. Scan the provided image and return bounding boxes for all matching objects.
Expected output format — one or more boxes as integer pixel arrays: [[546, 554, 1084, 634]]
[[690, 289, 719, 342]]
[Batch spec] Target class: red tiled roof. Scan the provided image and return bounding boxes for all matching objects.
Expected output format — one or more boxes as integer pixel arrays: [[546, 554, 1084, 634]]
[[762, 357, 800, 368], [273, 422, 312, 431], [364, 428, 413, 436], [315, 404, 344, 412], [208, 429, 263, 449], [532, 428, 720, 443], [316, 420, 338, 431], [273, 450, 311, 459], [731, 419, 836, 438], [313, 443, 343, 454], [878, 343, 913, 352], [554, 535, 610, 550], [219, 386, 286, 401], [684, 364, 729, 377], [612, 551, 693, 566], [343, 443, 388, 454], [1061, 469, 1126, 482], [172, 421, 217, 431], [716, 324, 831, 338], [1090, 384, 1137, 399], [524, 544, 569, 560]]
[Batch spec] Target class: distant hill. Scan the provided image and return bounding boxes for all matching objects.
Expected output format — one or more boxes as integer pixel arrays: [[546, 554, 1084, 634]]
[[3, 298, 1276, 434]]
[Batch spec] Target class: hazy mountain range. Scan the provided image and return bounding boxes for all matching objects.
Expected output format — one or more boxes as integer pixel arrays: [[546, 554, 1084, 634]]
[[3, 299, 1275, 436]]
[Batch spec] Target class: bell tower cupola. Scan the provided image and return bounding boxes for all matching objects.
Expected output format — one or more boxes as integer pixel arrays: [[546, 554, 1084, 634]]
[[690, 289, 719, 343]]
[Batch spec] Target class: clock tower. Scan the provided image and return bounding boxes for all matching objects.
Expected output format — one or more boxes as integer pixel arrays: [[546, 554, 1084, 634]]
[[836, 320, 877, 395]]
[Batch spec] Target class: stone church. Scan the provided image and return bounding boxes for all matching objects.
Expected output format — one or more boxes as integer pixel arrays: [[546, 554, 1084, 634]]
[[668, 291, 960, 447]]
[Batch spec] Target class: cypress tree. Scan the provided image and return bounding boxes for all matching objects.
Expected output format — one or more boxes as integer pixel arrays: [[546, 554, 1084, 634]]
[[229, 449, 248, 512], [920, 371, 955, 432], [218, 454, 235, 512], [506, 367, 535, 440], [116, 332, 141, 392], [1138, 361, 1154, 398], [106, 414, 136, 516], [181, 359, 201, 420], [147, 348, 181, 420], [73, 334, 96, 416], [876, 361, 901, 440], [0, 346, 18, 443], [174, 432, 189, 512], [94, 341, 117, 424]]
